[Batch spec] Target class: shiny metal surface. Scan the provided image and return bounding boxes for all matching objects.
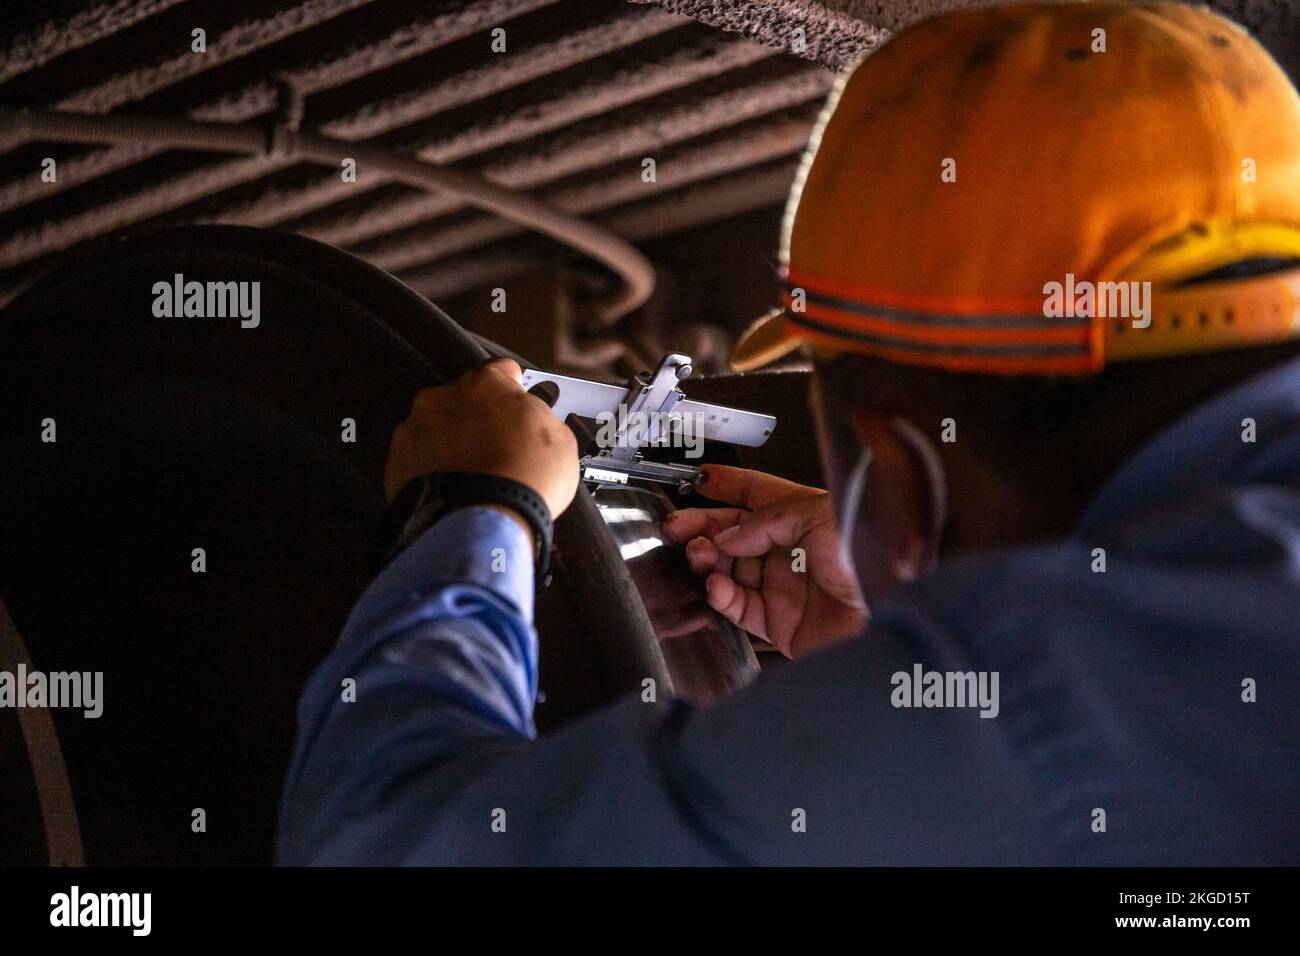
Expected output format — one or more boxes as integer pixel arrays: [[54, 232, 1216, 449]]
[[592, 485, 760, 703], [521, 363, 778, 448]]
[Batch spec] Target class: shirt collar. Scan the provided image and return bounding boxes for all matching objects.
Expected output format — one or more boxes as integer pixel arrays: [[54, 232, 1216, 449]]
[[1075, 352, 1300, 536]]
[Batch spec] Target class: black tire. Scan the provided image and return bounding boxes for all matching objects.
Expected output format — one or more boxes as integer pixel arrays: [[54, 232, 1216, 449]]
[[0, 225, 665, 865]]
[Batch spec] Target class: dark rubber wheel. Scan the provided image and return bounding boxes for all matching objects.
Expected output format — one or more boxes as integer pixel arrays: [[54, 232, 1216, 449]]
[[0, 225, 665, 864]]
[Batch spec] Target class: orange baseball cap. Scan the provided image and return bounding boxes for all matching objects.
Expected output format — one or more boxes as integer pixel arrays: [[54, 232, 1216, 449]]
[[732, 1, 1300, 375]]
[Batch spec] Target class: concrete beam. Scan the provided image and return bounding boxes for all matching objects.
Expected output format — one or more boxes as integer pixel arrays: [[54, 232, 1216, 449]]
[[0, 0, 565, 265], [358, 110, 814, 272], [200, 29, 786, 236], [628, 0, 887, 70], [632, 0, 1299, 75], [0, 0, 188, 85], [397, 160, 797, 299], [51, 0, 376, 115], [0, 0, 559, 216], [293, 59, 831, 247]]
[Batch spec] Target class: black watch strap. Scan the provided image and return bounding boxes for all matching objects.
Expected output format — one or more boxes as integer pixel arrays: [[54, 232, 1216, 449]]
[[372, 472, 554, 587]]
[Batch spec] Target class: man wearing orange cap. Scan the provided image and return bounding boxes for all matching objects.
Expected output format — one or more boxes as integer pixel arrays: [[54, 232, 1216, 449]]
[[279, 2, 1300, 865]]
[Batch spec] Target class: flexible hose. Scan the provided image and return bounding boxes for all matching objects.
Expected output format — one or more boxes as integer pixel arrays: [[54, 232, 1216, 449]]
[[0, 107, 656, 323]]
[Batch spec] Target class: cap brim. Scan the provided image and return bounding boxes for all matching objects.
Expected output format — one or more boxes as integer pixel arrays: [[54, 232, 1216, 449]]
[[730, 308, 804, 371]]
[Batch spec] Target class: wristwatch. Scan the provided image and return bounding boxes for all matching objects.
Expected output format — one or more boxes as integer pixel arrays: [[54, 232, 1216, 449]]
[[372, 471, 554, 588]]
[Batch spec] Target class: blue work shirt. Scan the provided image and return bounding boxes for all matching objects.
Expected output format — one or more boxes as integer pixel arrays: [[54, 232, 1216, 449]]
[[277, 359, 1300, 865]]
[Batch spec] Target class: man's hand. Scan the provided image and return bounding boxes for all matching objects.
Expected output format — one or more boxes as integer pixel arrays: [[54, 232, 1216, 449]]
[[663, 465, 866, 658], [384, 357, 580, 518]]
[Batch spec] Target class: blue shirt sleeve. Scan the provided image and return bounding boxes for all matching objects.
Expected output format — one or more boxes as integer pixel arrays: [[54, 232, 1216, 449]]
[[283, 503, 538, 750], [275, 505, 1044, 866]]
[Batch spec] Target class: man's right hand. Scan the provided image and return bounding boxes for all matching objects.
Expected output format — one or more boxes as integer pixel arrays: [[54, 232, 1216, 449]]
[[384, 357, 579, 518], [663, 465, 867, 658]]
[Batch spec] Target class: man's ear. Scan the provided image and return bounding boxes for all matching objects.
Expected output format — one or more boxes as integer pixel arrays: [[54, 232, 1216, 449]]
[[845, 408, 934, 583]]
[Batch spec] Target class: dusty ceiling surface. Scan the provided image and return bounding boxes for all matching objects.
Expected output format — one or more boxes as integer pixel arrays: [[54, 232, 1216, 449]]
[[0, 0, 1295, 325], [0, 0, 840, 314]]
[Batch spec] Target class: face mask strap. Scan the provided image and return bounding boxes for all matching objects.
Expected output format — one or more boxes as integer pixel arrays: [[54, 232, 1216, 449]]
[[836, 446, 872, 577], [889, 417, 948, 563], [835, 417, 948, 585]]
